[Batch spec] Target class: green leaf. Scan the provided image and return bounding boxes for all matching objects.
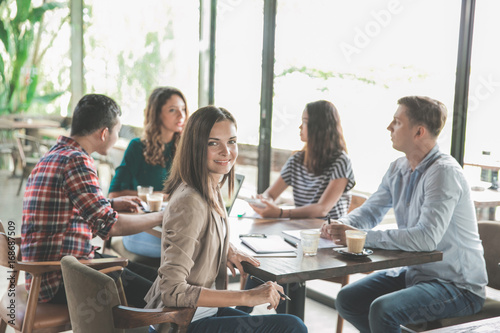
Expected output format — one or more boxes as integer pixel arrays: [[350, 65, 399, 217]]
[[0, 19, 9, 54], [29, 2, 66, 23], [14, 0, 32, 23], [32, 91, 64, 104], [0, 56, 4, 83], [25, 67, 38, 104]]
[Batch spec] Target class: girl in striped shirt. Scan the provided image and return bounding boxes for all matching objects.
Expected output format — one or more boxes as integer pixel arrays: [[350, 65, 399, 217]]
[[249, 100, 355, 220]]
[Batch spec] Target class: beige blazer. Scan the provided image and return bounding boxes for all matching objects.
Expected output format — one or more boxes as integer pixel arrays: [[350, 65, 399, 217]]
[[145, 183, 229, 314]]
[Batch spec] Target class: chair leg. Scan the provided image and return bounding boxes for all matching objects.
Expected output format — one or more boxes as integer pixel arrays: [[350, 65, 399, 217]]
[[239, 274, 248, 290], [16, 175, 24, 196], [336, 314, 344, 333], [0, 319, 7, 333], [336, 275, 349, 333]]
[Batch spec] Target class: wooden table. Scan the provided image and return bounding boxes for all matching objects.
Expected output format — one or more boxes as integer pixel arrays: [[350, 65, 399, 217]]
[[230, 217, 443, 320], [0, 117, 61, 130], [421, 316, 500, 332], [465, 160, 500, 172]]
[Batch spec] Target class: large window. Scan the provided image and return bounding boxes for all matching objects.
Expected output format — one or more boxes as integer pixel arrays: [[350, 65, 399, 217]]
[[464, 0, 500, 166], [273, 0, 461, 193], [214, 0, 264, 146], [84, 0, 200, 126]]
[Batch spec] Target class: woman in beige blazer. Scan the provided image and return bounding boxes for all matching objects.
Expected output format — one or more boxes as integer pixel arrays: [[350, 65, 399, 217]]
[[145, 106, 307, 333]]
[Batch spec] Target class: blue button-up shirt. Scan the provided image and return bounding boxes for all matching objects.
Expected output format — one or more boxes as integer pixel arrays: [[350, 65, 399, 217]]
[[340, 145, 487, 298]]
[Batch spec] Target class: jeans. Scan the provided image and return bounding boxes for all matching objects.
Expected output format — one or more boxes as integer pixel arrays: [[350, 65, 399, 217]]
[[123, 231, 162, 258], [149, 307, 307, 333], [95, 252, 157, 308], [336, 270, 485, 333]]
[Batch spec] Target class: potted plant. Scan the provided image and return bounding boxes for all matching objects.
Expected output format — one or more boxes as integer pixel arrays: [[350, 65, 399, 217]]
[[0, 0, 66, 116]]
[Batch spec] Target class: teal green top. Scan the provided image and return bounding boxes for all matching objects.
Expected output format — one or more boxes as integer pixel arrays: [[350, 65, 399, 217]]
[[109, 138, 174, 193]]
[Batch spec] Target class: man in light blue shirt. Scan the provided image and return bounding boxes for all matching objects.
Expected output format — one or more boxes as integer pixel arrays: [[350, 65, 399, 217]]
[[322, 96, 487, 333]]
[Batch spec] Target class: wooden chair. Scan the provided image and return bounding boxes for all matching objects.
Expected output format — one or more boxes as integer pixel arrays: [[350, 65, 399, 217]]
[[13, 133, 50, 196], [0, 220, 128, 333], [406, 221, 500, 331], [61, 255, 195, 333]]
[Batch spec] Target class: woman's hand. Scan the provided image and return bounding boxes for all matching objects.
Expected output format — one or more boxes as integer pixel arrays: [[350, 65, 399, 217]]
[[112, 196, 141, 212], [245, 281, 285, 310], [249, 199, 281, 218], [320, 220, 357, 245], [226, 243, 260, 278]]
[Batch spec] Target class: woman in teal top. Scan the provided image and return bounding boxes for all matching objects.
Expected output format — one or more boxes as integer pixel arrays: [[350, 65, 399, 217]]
[[109, 87, 188, 258], [109, 138, 174, 193]]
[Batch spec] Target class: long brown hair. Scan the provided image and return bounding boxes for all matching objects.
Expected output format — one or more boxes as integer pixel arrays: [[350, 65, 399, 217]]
[[164, 106, 236, 216], [142, 87, 188, 167], [303, 100, 347, 176]]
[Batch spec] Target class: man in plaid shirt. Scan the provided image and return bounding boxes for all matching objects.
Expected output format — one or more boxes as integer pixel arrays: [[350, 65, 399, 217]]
[[22, 94, 162, 307]]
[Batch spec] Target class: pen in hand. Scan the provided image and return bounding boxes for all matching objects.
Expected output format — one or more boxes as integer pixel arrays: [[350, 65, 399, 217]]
[[250, 275, 292, 301]]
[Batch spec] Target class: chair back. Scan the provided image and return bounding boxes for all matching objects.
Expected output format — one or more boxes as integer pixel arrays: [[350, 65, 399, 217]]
[[0, 220, 21, 279], [0, 221, 10, 267], [478, 221, 500, 290], [61, 256, 123, 333], [348, 193, 368, 213]]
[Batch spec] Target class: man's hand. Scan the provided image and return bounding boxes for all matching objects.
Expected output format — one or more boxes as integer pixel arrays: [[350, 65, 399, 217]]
[[112, 196, 141, 212], [320, 220, 358, 245]]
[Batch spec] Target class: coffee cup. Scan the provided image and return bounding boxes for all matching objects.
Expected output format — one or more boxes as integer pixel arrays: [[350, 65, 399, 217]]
[[137, 185, 153, 202], [345, 230, 367, 254], [300, 230, 321, 256], [147, 193, 163, 212]]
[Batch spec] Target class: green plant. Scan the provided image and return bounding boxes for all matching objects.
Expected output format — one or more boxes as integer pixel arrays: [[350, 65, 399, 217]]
[[0, 0, 66, 115]]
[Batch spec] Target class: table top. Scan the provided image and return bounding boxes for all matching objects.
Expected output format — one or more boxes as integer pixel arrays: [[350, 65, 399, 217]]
[[465, 159, 500, 171], [421, 316, 500, 332], [231, 217, 443, 284], [0, 117, 61, 130]]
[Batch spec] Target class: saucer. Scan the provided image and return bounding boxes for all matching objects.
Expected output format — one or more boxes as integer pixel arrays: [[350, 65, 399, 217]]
[[335, 248, 373, 258]]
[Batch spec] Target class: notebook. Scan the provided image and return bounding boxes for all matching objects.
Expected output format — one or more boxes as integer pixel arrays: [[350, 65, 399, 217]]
[[240, 235, 297, 254], [222, 173, 245, 215]]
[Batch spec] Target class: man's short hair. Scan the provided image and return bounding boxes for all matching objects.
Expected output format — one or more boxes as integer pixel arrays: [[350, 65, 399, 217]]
[[398, 96, 447, 137], [70, 94, 122, 136]]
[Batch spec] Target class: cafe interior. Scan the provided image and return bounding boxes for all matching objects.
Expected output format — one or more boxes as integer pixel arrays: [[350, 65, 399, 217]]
[[1, 0, 500, 332]]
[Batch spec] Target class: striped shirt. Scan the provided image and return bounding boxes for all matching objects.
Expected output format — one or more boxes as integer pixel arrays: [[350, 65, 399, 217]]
[[21, 136, 117, 302], [281, 151, 355, 219]]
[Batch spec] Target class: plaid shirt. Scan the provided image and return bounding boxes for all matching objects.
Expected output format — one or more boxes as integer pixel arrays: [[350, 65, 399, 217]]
[[21, 136, 118, 302]]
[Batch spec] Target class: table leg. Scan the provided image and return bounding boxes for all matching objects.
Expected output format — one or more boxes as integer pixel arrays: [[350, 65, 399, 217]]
[[284, 282, 306, 320], [488, 207, 496, 221]]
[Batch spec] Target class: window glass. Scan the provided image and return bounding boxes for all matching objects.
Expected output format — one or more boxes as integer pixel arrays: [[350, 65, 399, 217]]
[[84, 0, 199, 126], [464, 0, 500, 181], [274, 0, 461, 193], [214, 0, 264, 146]]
